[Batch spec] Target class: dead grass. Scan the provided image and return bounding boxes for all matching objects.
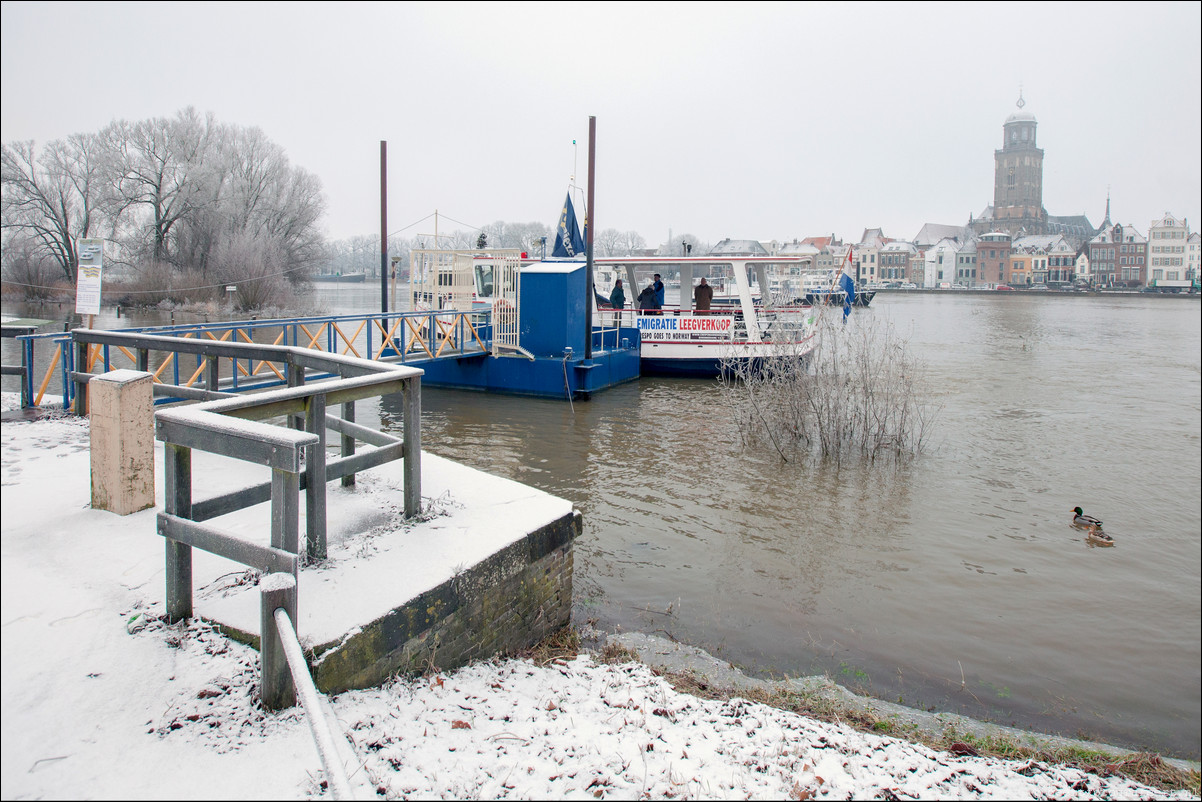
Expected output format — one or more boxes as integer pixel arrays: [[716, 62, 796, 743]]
[[512, 627, 1198, 795], [511, 626, 581, 667], [660, 668, 1199, 795]]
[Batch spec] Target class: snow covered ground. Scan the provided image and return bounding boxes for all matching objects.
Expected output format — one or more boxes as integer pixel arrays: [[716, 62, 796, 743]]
[[2, 396, 1197, 800]]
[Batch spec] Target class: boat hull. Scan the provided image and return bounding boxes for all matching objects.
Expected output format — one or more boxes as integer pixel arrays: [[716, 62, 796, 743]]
[[638, 337, 816, 378]]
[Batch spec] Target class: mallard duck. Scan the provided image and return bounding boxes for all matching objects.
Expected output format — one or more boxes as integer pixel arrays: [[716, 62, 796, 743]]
[[1071, 507, 1103, 530], [1086, 525, 1115, 547]]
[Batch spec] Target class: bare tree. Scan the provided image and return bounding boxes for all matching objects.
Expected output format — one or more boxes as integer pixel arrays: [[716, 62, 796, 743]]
[[0, 232, 64, 298], [594, 228, 623, 257], [657, 233, 706, 257], [2, 134, 112, 284], [621, 229, 648, 255], [105, 107, 217, 266], [446, 229, 475, 249], [325, 234, 384, 276], [169, 122, 325, 284], [503, 221, 551, 255], [209, 230, 288, 311], [5, 109, 327, 303]]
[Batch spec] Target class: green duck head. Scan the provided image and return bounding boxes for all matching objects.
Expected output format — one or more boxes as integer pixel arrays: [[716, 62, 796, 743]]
[[1072, 507, 1084, 516]]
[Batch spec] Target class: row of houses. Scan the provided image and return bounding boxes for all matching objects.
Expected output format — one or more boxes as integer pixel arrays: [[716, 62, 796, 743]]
[[759, 212, 1198, 291]]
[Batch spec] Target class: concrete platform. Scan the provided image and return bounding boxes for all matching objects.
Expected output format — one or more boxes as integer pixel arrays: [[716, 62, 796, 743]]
[[0, 407, 580, 694], [185, 448, 580, 692]]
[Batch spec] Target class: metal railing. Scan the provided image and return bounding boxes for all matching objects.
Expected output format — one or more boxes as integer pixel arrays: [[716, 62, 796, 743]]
[[12, 308, 489, 410], [261, 573, 355, 800], [77, 330, 420, 797], [1, 323, 39, 408]]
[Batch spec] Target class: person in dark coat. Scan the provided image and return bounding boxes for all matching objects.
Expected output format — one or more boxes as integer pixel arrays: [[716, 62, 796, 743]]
[[694, 276, 714, 314], [609, 279, 626, 309], [653, 274, 665, 308], [638, 283, 661, 314]]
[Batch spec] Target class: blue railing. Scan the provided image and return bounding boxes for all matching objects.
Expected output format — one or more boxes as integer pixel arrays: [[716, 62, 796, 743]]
[[13, 308, 490, 410]]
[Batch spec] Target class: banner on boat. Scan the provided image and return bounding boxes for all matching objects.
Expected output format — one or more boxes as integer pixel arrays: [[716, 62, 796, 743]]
[[637, 315, 733, 341]]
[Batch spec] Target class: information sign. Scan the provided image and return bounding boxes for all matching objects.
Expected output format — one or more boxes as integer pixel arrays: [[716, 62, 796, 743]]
[[75, 239, 105, 316]]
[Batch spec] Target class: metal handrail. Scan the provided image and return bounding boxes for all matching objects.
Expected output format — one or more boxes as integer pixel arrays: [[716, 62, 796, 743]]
[[14, 307, 489, 410], [115, 332, 423, 793], [274, 605, 355, 800]]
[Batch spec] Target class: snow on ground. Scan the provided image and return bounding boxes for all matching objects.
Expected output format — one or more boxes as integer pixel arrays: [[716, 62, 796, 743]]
[[1, 397, 1197, 800]]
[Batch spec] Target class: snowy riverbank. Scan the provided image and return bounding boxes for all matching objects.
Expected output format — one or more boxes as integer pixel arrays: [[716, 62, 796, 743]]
[[1, 399, 1197, 799]]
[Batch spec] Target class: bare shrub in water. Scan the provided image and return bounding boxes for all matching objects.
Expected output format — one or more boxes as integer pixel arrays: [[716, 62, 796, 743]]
[[718, 310, 939, 463], [209, 232, 293, 311]]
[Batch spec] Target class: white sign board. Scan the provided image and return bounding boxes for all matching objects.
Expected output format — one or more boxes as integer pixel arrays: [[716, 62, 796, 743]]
[[75, 239, 105, 316], [636, 315, 734, 341]]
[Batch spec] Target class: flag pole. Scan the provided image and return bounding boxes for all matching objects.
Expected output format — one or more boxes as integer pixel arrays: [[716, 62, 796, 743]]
[[584, 116, 596, 362], [380, 140, 388, 315]]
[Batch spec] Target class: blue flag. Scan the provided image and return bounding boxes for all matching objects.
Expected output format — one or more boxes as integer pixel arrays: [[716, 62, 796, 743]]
[[553, 192, 585, 258], [840, 270, 856, 320]]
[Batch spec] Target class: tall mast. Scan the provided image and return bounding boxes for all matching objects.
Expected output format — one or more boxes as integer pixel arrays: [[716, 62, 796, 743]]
[[585, 116, 596, 361]]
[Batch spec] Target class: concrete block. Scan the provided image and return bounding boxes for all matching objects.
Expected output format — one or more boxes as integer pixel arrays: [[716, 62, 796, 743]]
[[90, 369, 155, 515]]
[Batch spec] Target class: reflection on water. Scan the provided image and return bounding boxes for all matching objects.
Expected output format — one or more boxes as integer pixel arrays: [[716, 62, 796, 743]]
[[5, 287, 1199, 758]]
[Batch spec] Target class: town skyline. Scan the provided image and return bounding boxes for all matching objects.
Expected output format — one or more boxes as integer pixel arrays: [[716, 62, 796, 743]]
[[2, 2, 1198, 249]]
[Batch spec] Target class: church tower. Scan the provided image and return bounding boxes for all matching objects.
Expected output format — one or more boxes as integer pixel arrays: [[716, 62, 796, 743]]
[[991, 90, 1047, 235]]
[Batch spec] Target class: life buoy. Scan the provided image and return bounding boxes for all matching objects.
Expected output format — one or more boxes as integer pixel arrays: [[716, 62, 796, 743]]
[[493, 298, 516, 328]]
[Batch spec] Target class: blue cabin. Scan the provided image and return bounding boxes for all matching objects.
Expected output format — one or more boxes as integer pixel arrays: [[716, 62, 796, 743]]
[[417, 259, 640, 399]]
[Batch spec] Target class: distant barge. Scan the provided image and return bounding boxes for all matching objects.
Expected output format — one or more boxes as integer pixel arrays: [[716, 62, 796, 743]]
[[312, 272, 367, 283]]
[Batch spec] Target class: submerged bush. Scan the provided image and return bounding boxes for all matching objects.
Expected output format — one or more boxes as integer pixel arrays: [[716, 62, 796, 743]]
[[718, 310, 940, 464]]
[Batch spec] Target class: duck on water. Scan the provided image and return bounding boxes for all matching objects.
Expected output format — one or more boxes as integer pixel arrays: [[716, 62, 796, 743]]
[[1072, 506, 1114, 546]]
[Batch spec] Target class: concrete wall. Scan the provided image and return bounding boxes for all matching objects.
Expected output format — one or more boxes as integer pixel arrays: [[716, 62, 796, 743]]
[[308, 509, 581, 694]]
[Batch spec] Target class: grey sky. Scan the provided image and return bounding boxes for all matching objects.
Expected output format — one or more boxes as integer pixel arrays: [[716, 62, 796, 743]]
[[3, 1, 1199, 246]]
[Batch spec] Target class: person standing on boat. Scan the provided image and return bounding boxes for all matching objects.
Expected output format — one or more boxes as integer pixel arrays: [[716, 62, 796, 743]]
[[609, 278, 626, 325], [638, 282, 661, 315], [694, 276, 713, 314], [609, 279, 626, 309], [653, 274, 665, 309]]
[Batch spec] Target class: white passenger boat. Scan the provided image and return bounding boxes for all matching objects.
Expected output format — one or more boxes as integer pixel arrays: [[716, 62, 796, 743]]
[[593, 256, 817, 377], [800, 270, 876, 307]]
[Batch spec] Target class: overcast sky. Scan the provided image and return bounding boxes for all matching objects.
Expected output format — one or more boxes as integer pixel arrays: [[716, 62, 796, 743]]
[[3, 1, 1199, 247]]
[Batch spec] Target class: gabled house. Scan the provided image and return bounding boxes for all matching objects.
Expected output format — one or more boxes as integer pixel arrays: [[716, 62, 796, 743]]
[[924, 238, 961, 288], [879, 241, 917, 284], [1088, 224, 1147, 287]]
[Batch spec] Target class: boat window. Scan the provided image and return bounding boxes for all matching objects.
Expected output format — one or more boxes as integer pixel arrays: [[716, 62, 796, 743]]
[[474, 264, 494, 298]]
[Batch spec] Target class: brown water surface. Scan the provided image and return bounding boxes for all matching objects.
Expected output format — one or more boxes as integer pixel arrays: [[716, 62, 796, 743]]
[[5, 287, 1198, 757]]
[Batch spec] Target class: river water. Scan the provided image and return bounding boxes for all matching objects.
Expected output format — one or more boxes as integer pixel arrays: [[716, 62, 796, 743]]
[[4, 286, 1199, 758]]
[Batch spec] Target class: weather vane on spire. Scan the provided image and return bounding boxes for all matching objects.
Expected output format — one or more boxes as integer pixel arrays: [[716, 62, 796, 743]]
[[1017, 84, 1025, 110]]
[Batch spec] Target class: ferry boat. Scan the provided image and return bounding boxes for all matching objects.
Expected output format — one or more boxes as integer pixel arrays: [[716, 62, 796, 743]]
[[593, 256, 818, 377], [800, 270, 876, 307], [412, 250, 819, 380]]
